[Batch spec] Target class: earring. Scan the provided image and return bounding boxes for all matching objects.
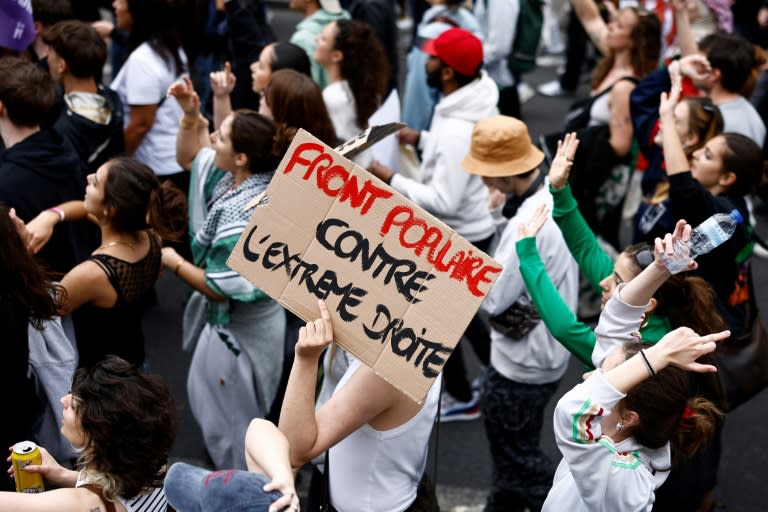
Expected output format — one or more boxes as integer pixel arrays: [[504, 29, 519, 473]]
[[616, 422, 625, 432]]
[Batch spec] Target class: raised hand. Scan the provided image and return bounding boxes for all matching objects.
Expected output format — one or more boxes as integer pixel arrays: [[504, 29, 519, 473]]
[[167, 76, 201, 116], [654, 218, 697, 271], [548, 131, 579, 190], [659, 70, 683, 119], [678, 54, 712, 82], [295, 300, 334, 361], [517, 204, 551, 240], [210, 61, 236, 98], [653, 326, 729, 373]]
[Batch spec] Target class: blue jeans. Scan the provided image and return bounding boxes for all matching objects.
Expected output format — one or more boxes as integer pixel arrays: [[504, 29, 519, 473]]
[[164, 462, 283, 511], [482, 367, 560, 512]]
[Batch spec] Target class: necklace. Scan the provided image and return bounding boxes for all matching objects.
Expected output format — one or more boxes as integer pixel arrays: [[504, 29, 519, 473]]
[[99, 240, 135, 250]]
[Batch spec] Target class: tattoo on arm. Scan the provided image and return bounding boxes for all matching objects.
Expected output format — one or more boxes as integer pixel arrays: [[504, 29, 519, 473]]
[[90, 508, 101, 512]]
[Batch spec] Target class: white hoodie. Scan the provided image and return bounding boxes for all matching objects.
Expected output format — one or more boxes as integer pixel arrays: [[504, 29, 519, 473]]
[[390, 71, 499, 243]]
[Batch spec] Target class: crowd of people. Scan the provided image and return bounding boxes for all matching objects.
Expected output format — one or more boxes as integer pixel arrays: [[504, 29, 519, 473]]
[[2, 0, 768, 511]]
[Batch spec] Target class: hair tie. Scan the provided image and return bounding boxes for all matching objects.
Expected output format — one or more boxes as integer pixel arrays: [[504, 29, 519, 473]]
[[680, 405, 696, 431]]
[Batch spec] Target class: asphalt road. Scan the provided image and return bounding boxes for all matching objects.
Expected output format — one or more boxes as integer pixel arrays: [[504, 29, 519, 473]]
[[142, 7, 768, 511]]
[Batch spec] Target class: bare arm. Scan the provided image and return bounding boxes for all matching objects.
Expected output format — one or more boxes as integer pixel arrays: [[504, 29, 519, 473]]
[[168, 77, 211, 170], [124, 104, 158, 156], [59, 261, 117, 316], [672, 0, 698, 56], [278, 301, 400, 468], [604, 326, 725, 394], [211, 62, 236, 131], [160, 247, 226, 302], [0, 487, 106, 512], [659, 71, 690, 176], [244, 419, 298, 512], [608, 80, 636, 157], [25, 201, 89, 254], [570, 0, 609, 55]]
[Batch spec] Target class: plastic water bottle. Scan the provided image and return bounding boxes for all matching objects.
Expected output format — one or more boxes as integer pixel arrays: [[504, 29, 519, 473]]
[[661, 209, 744, 274]]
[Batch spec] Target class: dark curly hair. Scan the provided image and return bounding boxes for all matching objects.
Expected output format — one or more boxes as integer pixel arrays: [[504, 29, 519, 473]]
[[333, 19, 390, 129], [72, 356, 176, 501], [0, 205, 62, 327]]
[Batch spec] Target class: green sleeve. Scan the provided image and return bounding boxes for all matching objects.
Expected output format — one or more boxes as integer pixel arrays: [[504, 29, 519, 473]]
[[516, 237, 596, 368], [551, 183, 614, 292]]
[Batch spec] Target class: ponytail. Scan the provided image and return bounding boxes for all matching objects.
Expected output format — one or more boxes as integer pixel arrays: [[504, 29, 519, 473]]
[[272, 123, 295, 163], [146, 180, 187, 242], [673, 397, 723, 462]]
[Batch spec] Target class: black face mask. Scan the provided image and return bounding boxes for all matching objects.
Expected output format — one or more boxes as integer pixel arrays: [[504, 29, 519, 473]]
[[426, 63, 443, 91]]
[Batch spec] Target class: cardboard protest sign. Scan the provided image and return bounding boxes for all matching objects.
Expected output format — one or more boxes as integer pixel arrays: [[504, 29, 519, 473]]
[[227, 129, 503, 402]]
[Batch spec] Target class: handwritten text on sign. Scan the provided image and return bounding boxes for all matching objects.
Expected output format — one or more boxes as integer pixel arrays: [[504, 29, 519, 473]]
[[228, 130, 502, 401]]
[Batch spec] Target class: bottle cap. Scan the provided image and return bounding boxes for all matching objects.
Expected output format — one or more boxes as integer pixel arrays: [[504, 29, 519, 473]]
[[730, 209, 744, 224]]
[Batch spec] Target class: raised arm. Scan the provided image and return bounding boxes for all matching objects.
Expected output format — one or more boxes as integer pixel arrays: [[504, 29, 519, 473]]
[[548, 133, 614, 289], [660, 71, 692, 176], [570, 0, 609, 55], [168, 76, 210, 171], [517, 205, 597, 366], [278, 301, 401, 468], [608, 79, 637, 157], [211, 62, 236, 131], [672, 0, 698, 57]]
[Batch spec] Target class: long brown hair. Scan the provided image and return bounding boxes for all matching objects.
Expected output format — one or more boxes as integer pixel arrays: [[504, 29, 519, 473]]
[[73, 356, 176, 501], [591, 8, 661, 90], [333, 19, 390, 129], [0, 205, 62, 328], [265, 69, 338, 146]]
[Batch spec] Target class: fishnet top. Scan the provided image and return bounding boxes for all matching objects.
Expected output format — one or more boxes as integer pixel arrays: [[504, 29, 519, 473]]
[[73, 233, 161, 369], [90, 233, 162, 305]]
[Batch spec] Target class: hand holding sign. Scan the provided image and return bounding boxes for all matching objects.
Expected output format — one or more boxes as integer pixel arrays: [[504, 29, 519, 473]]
[[296, 300, 335, 361]]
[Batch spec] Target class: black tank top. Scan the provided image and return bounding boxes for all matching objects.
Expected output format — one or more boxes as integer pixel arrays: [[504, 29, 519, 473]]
[[73, 233, 161, 369]]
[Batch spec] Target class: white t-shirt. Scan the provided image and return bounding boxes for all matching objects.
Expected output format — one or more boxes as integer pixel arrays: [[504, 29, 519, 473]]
[[323, 80, 372, 167], [111, 42, 187, 176], [328, 360, 441, 512]]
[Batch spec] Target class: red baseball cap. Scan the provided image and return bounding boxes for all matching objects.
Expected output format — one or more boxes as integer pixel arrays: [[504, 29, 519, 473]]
[[422, 28, 483, 76]]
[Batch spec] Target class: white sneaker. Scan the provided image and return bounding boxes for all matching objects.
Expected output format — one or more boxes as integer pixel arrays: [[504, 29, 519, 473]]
[[518, 81, 536, 104], [537, 79, 566, 97]]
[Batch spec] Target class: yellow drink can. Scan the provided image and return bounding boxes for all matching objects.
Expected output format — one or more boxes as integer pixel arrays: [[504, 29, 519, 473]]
[[11, 441, 45, 493]]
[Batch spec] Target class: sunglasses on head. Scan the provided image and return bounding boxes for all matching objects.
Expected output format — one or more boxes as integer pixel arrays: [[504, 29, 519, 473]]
[[633, 247, 654, 270]]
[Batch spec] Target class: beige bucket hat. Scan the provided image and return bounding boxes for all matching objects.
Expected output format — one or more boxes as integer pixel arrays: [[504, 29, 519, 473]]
[[462, 116, 545, 177]]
